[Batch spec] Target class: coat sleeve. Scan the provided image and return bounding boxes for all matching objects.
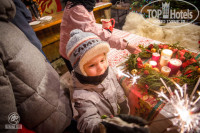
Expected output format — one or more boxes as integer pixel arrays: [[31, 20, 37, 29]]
[[69, 6, 127, 50], [74, 100, 102, 133], [0, 58, 18, 133], [110, 68, 130, 114]]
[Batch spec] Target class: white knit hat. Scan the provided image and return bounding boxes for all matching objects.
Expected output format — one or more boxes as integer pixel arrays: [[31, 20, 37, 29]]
[[66, 29, 110, 76]]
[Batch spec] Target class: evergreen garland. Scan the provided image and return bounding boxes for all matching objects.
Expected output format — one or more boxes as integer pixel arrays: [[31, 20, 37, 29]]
[[125, 43, 200, 95], [137, 67, 175, 95]]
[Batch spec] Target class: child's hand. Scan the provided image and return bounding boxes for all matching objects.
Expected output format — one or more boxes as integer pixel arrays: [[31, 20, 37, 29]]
[[100, 114, 149, 133], [126, 43, 141, 54]]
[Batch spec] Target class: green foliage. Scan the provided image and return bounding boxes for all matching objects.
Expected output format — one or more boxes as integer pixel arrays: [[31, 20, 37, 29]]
[[125, 43, 200, 95], [130, 0, 149, 8], [139, 50, 152, 59], [137, 67, 175, 95], [174, 75, 199, 95], [184, 52, 193, 60], [168, 42, 184, 50], [126, 54, 139, 71]]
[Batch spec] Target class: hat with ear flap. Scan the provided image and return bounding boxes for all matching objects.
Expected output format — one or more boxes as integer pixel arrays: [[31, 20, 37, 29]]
[[66, 29, 110, 76]]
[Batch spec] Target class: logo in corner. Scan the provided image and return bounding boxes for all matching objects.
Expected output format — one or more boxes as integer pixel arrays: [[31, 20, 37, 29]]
[[140, 0, 199, 27], [8, 112, 20, 125], [5, 112, 22, 129]]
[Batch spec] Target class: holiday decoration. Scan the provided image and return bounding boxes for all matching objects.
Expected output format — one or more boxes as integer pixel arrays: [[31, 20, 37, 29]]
[[161, 49, 173, 59], [116, 43, 200, 129], [161, 66, 171, 77], [151, 48, 156, 53], [131, 69, 138, 75], [149, 60, 157, 68], [197, 68, 200, 74], [160, 56, 170, 67], [125, 43, 200, 95], [151, 52, 160, 62], [168, 58, 182, 75]]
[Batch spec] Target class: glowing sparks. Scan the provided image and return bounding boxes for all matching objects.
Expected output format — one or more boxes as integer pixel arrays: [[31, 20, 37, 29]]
[[178, 108, 190, 122], [116, 68, 140, 85], [157, 78, 200, 133], [130, 74, 140, 85], [193, 91, 200, 105], [117, 69, 130, 78], [115, 67, 200, 132]]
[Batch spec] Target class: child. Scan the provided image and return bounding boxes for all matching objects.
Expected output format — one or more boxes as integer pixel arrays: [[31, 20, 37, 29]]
[[66, 29, 130, 133], [60, 0, 141, 72]]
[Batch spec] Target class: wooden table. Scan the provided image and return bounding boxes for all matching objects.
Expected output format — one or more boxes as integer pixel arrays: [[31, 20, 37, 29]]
[[94, 2, 112, 12], [32, 2, 112, 32], [31, 2, 112, 64], [31, 11, 63, 32]]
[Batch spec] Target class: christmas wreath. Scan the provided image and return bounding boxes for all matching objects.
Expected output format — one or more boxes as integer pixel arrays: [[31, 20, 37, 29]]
[[125, 43, 200, 95]]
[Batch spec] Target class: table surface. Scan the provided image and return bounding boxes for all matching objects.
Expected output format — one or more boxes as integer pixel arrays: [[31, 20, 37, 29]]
[[107, 26, 161, 67], [31, 11, 63, 32], [31, 2, 112, 32]]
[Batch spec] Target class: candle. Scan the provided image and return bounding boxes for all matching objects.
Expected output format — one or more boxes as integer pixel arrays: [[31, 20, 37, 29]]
[[161, 66, 171, 77], [152, 52, 160, 62], [149, 61, 157, 68], [160, 55, 170, 67], [161, 49, 173, 59], [168, 58, 182, 76]]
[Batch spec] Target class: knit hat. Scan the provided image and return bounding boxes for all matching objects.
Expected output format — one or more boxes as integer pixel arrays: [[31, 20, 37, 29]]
[[66, 29, 110, 76]]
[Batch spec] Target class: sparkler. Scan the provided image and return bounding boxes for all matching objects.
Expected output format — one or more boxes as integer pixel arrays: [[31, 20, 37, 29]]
[[114, 66, 200, 132], [116, 67, 140, 85], [155, 78, 200, 133]]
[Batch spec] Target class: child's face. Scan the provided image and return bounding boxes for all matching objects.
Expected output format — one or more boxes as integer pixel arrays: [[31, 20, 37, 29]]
[[83, 53, 108, 76]]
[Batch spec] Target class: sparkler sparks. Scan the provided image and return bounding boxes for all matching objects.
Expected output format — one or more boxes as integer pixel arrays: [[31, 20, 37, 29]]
[[114, 66, 200, 132], [156, 78, 200, 133], [116, 68, 130, 78], [116, 68, 140, 85], [130, 74, 140, 85]]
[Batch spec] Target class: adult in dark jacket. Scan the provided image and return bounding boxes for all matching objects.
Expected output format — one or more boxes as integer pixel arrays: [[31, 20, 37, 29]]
[[0, 0, 72, 133], [11, 0, 44, 55]]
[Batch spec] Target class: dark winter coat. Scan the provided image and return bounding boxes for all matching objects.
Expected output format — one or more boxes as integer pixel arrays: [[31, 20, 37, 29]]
[[11, 0, 43, 52]]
